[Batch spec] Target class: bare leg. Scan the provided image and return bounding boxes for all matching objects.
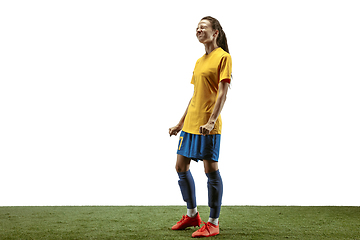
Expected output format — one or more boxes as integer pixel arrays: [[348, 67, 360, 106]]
[[203, 159, 218, 174], [175, 154, 191, 173]]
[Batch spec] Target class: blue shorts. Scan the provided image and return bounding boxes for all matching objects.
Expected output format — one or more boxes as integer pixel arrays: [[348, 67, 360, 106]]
[[177, 131, 221, 162]]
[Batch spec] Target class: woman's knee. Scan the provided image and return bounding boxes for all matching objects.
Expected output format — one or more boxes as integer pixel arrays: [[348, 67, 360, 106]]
[[203, 159, 219, 174], [176, 154, 191, 172]]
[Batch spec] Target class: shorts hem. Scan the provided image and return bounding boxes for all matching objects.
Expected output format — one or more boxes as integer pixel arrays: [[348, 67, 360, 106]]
[[177, 153, 219, 162]]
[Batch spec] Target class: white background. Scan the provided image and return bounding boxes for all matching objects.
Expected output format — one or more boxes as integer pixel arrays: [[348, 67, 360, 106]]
[[1, 0, 359, 206]]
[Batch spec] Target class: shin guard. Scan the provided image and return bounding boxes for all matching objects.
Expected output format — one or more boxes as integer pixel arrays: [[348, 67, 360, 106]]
[[178, 170, 196, 209], [206, 170, 223, 218]]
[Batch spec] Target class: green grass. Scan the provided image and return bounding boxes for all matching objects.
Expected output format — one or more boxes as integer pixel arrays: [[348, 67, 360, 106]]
[[0, 206, 359, 239]]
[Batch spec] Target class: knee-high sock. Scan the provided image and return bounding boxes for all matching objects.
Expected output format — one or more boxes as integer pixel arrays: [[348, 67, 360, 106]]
[[206, 170, 223, 218], [178, 170, 196, 209]]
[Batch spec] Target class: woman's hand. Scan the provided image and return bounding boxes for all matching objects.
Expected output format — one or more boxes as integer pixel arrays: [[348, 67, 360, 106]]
[[199, 122, 215, 135], [169, 125, 182, 137]]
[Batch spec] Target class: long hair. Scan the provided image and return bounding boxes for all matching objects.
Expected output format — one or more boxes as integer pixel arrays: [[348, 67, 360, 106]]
[[201, 16, 229, 54]]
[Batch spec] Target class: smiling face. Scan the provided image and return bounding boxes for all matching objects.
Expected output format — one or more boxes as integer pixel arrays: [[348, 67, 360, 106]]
[[196, 19, 218, 44]]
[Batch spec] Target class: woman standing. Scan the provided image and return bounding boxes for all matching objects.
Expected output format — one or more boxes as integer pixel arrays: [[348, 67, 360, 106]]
[[169, 16, 232, 238]]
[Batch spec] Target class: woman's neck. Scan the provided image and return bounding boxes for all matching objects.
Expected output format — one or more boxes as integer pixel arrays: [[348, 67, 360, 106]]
[[204, 42, 219, 55]]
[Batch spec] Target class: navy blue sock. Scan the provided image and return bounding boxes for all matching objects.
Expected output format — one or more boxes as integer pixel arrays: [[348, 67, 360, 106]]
[[206, 170, 223, 218], [177, 170, 197, 209]]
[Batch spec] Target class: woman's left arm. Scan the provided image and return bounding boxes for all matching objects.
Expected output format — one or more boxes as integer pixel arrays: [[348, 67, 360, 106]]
[[199, 80, 229, 135]]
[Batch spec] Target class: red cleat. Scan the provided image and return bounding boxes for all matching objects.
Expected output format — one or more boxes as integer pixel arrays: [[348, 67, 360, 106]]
[[171, 213, 202, 230], [192, 221, 219, 238]]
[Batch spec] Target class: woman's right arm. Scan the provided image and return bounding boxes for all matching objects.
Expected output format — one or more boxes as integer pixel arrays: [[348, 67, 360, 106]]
[[169, 97, 192, 137]]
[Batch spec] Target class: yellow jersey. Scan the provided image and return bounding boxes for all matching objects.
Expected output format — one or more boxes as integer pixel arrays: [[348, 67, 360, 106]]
[[182, 47, 232, 135]]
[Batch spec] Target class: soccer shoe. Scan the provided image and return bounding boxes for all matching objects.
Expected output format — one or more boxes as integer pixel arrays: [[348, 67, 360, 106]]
[[191, 221, 219, 238], [171, 213, 202, 230]]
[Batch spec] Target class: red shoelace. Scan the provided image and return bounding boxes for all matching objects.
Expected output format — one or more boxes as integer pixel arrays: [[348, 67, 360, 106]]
[[198, 221, 211, 233], [177, 215, 186, 224]]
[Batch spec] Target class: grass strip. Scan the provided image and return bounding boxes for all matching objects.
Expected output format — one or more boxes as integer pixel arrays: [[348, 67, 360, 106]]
[[1, 206, 359, 239]]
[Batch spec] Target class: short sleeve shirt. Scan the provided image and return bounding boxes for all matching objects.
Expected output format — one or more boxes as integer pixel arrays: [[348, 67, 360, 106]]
[[182, 47, 232, 135]]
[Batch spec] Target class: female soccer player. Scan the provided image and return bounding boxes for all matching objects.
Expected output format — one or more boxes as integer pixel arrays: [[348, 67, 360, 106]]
[[169, 16, 232, 238]]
